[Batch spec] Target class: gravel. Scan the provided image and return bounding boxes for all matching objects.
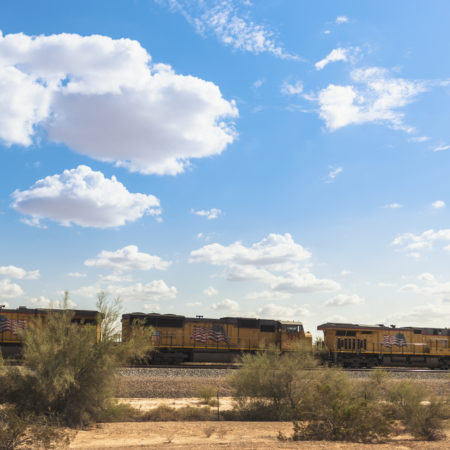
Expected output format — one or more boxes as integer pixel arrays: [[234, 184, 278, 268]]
[[114, 367, 449, 399]]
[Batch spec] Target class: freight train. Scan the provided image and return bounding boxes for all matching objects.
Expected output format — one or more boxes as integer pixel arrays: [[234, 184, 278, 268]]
[[318, 322, 450, 369], [122, 312, 312, 363], [0, 306, 99, 357]]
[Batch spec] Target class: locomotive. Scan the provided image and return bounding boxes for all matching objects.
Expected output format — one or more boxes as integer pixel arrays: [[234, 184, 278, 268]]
[[122, 312, 312, 363], [318, 322, 450, 369], [0, 306, 100, 357]]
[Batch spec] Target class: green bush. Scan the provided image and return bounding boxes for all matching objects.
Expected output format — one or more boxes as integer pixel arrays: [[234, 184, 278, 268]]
[[388, 381, 448, 440], [0, 291, 154, 428], [0, 405, 69, 450], [229, 344, 317, 420], [197, 386, 217, 405]]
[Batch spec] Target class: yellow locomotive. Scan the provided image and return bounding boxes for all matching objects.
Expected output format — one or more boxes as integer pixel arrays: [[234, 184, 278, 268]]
[[122, 312, 312, 363], [0, 306, 100, 357], [318, 322, 450, 369]]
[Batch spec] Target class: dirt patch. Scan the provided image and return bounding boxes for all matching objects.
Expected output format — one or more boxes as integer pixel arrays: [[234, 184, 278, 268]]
[[69, 421, 450, 449], [118, 397, 235, 411]]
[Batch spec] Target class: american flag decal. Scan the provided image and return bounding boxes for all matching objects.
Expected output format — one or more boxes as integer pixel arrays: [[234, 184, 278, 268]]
[[382, 333, 407, 348], [0, 315, 27, 335], [190, 325, 229, 344]]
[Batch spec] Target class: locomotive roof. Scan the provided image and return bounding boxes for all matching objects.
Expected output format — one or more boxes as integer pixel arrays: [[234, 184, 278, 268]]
[[317, 322, 449, 335], [122, 312, 302, 325], [0, 306, 98, 317]]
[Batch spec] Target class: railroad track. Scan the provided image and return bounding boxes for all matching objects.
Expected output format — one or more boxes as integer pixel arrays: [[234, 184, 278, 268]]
[[123, 363, 448, 373]]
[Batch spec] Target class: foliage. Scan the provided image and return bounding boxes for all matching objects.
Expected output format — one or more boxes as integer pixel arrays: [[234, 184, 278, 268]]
[[197, 386, 218, 405], [141, 405, 215, 421], [0, 405, 69, 450], [229, 344, 317, 420], [0, 291, 154, 428], [387, 381, 448, 440]]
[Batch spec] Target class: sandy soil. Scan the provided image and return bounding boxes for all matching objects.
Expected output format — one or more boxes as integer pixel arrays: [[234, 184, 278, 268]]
[[118, 397, 234, 411], [69, 421, 450, 449]]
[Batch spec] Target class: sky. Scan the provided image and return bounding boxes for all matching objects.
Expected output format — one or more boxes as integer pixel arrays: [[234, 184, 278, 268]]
[[1, 0, 450, 335]]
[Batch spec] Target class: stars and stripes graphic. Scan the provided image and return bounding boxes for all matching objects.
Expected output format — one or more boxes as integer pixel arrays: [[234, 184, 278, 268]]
[[190, 325, 229, 344], [0, 315, 27, 335], [382, 333, 407, 348]]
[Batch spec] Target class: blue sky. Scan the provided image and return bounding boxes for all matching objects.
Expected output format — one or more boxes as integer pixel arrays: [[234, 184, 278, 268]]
[[1, 0, 450, 334]]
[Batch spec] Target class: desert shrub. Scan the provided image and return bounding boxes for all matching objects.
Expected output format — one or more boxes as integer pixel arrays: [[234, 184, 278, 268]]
[[197, 386, 217, 405], [141, 405, 215, 421], [0, 405, 69, 450], [0, 291, 154, 428], [293, 369, 393, 443], [229, 344, 317, 420], [388, 381, 447, 440]]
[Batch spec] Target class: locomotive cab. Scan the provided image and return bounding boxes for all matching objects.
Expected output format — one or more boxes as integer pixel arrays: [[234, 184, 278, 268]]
[[280, 321, 311, 351]]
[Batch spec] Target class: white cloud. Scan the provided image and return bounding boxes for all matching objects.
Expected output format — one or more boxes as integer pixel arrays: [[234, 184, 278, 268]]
[[326, 166, 343, 183], [315, 48, 348, 71], [160, 1, 296, 59], [325, 294, 365, 307], [317, 67, 426, 132], [384, 303, 450, 327], [0, 265, 39, 279], [12, 166, 160, 228], [0, 31, 237, 175], [399, 273, 450, 300], [271, 268, 340, 294], [144, 303, 161, 312], [340, 270, 352, 276], [0, 279, 23, 298], [253, 78, 264, 89], [190, 233, 340, 294], [67, 272, 87, 278], [257, 303, 310, 320], [186, 301, 202, 307], [203, 286, 218, 297], [74, 280, 177, 302], [244, 290, 291, 301], [191, 208, 222, 220], [408, 136, 429, 143], [98, 273, 134, 283], [281, 80, 303, 96], [336, 16, 349, 24], [29, 295, 76, 308], [211, 298, 240, 312], [190, 233, 311, 266], [85, 245, 170, 272], [432, 200, 445, 209], [431, 144, 450, 152], [382, 203, 403, 209], [392, 228, 450, 254]]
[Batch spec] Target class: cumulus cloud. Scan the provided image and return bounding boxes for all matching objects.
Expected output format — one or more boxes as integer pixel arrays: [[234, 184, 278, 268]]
[[85, 245, 170, 272], [74, 280, 177, 302], [271, 268, 340, 294], [0, 265, 39, 279], [12, 165, 160, 228], [0, 31, 237, 175], [190, 233, 340, 295], [399, 272, 450, 300], [29, 295, 76, 308], [383, 203, 403, 209], [257, 303, 310, 320], [325, 294, 365, 307], [281, 80, 303, 96], [432, 200, 445, 209], [315, 48, 349, 70], [190, 233, 311, 266], [203, 286, 218, 297], [384, 303, 450, 327], [244, 290, 291, 301], [392, 228, 450, 254], [191, 208, 222, 220], [317, 67, 426, 132], [159, 0, 296, 59], [0, 279, 23, 298], [211, 298, 240, 312]]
